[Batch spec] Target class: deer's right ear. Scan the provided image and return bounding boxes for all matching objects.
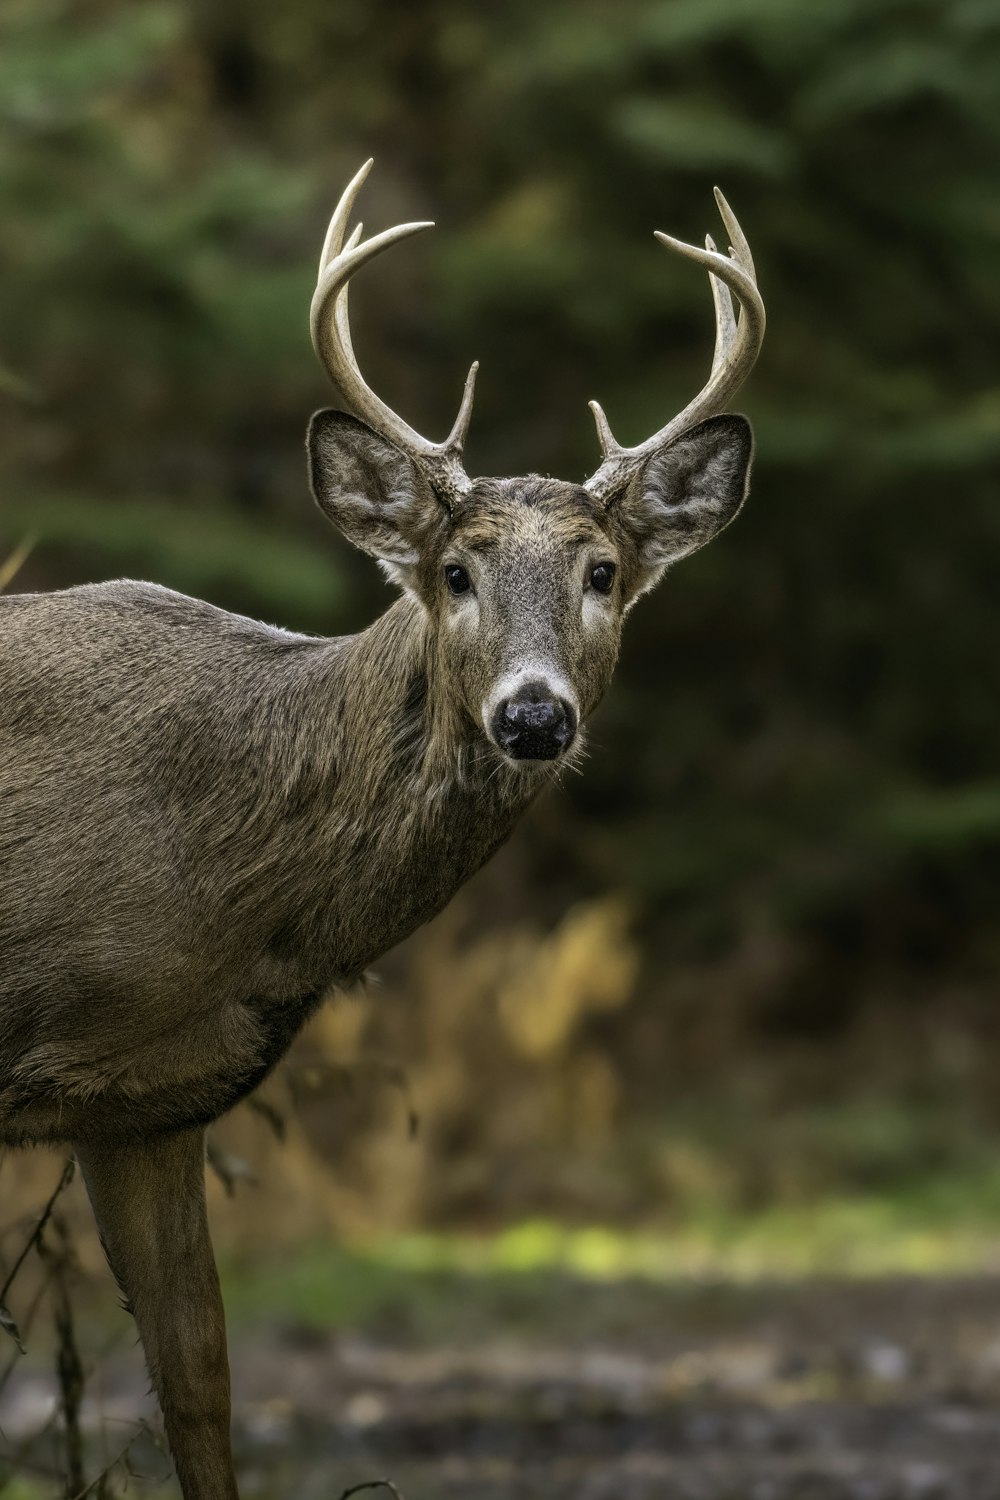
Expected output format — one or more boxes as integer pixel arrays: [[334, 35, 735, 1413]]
[[307, 409, 447, 573]]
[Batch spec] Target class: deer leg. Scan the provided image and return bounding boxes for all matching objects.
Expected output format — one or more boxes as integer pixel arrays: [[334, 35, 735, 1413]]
[[74, 1128, 239, 1500]]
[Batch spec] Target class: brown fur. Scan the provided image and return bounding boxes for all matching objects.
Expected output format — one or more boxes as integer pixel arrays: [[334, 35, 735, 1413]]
[[0, 408, 753, 1497]]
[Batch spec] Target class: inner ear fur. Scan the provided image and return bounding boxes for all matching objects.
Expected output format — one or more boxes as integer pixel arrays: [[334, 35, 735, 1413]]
[[617, 413, 754, 572], [307, 409, 448, 567]]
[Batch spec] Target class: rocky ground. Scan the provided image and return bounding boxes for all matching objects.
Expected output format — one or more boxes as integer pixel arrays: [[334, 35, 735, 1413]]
[[6, 1274, 1000, 1498]]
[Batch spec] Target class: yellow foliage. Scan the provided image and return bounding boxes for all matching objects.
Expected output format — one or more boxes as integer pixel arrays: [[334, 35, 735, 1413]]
[[497, 896, 637, 1059], [273, 891, 641, 1233]]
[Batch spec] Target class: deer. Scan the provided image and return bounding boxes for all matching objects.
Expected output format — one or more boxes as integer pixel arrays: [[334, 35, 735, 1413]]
[[0, 160, 764, 1498]]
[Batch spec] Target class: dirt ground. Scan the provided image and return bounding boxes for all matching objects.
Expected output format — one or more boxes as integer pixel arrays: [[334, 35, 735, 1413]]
[[6, 1273, 1000, 1498]]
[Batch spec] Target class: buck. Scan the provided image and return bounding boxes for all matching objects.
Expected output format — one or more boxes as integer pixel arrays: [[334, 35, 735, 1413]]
[[0, 161, 764, 1497]]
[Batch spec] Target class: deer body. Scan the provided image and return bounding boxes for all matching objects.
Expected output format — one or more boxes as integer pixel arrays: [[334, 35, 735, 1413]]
[[0, 580, 539, 1147], [0, 163, 764, 1498]]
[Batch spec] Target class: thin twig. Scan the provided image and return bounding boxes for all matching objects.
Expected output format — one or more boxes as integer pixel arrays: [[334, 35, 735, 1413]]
[[0, 1267, 54, 1399], [37, 1213, 85, 1497], [0, 1158, 75, 1349], [66, 1431, 143, 1500], [0, 1159, 75, 1305]]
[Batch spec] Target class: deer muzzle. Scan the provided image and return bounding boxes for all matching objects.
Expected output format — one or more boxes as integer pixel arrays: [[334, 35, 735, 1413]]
[[488, 678, 578, 762]]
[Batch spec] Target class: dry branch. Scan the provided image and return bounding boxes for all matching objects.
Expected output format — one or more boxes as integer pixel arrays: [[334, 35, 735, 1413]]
[[0, 1157, 75, 1350], [37, 1213, 86, 1497]]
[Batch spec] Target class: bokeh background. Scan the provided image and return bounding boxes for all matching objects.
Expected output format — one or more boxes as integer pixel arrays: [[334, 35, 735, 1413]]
[[3, 2, 1000, 1496]]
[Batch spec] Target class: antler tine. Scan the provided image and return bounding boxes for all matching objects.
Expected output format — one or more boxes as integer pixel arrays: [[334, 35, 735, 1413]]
[[443, 360, 480, 451], [311, 217, 435, 397], [584, 191, 765, 504], [333, 220, 365, 368], [714, 185, 755, 281], [587, 399, 619, 460], [705, 233, 738, 378], [311, 163, 477, 503], [317, 158, 373, 278]]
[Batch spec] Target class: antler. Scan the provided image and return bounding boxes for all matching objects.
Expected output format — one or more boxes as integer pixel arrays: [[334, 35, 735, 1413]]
[[310, 160, 478, 505], [584, 188, 765, 504]]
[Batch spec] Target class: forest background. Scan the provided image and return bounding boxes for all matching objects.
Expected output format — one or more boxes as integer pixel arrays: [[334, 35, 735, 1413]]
[[2, 0, 1000, 1265]]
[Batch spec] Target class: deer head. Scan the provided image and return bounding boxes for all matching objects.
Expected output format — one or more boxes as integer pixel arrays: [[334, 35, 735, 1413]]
[[307, 161, 765, 765]]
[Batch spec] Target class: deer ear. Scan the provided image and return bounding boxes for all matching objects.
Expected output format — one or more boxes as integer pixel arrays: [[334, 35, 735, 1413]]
[[616, 414, 753, 587], [307, 409, 447, 570]]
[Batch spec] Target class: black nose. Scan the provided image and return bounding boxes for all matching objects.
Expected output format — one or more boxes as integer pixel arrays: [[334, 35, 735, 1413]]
[[492, 683, 577, 761]]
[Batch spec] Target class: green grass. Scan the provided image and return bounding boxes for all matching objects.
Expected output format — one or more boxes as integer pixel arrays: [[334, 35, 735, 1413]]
[[220, 1163, 1000, 1340]]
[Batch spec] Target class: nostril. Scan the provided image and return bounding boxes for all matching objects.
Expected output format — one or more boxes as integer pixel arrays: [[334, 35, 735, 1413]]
[[555, 699, 577, 745]]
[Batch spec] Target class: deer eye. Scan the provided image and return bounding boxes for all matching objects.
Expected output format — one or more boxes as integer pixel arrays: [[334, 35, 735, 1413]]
[[589, 562, 616, 595], [445, 564, 471, 596]]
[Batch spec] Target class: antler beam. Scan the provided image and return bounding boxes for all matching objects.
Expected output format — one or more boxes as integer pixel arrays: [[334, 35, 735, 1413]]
[[310, 160, 478, 505], [584, 189, 765, 504]]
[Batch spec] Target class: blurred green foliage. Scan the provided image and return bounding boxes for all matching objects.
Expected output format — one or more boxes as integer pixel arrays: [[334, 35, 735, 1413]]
[[1, 0, 1000, 1148], [222, 1178, 1000, 1323]]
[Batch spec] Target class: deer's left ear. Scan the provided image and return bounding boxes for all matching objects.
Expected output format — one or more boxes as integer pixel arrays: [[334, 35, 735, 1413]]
[[615, 414, 753, 589]]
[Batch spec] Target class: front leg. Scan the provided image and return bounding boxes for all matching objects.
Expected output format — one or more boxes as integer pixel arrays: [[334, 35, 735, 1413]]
[[74, 1128, 239, 1500]]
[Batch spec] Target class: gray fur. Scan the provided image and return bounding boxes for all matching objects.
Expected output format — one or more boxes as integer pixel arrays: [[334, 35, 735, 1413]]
[[0, 408, 752, 1498]]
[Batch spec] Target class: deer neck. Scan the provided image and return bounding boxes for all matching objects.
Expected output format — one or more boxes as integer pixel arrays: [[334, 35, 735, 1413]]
[[271, 595, 548, 981], [335, 595, 529, 795]]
